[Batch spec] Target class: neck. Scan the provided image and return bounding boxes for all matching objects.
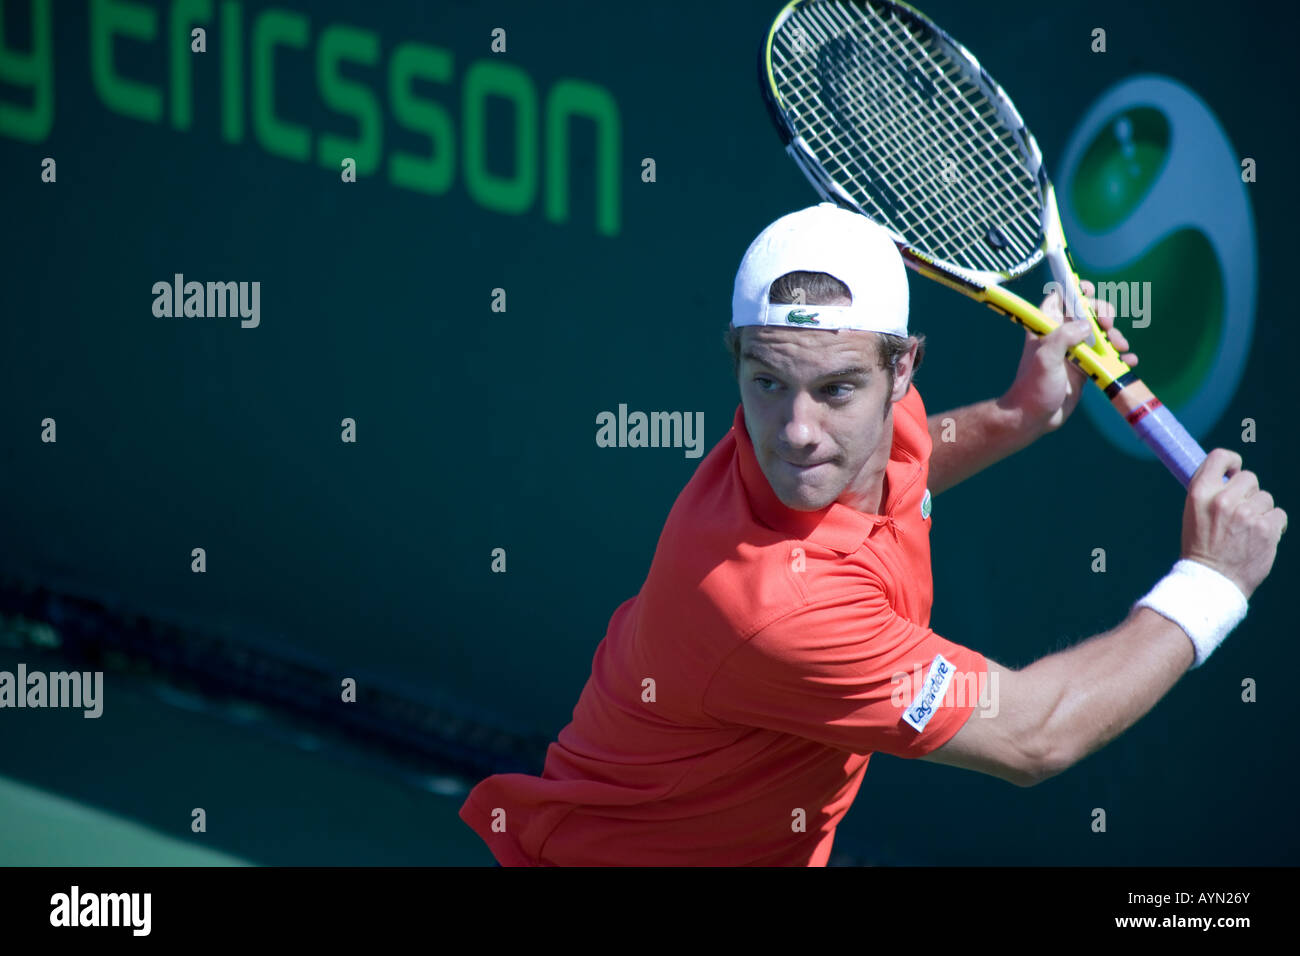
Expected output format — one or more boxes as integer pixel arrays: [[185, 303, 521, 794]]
[[838, 412, 894, 516]]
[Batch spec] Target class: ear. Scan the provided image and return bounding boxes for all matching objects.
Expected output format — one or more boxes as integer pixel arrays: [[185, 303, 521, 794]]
[[890, 337, 920, 402]]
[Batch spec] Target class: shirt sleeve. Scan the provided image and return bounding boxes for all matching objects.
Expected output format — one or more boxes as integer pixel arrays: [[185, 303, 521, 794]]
[[702, 584, 987, 758]]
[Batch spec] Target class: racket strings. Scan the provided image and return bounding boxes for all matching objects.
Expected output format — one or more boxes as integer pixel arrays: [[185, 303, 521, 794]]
[[878, 14, 1040, 249], [795, 4, 977, 243], [799, 1, 1039, 265], [772, 0, 1042, 274], [801, 12, 946, 219], [811, 12, 990, 256], [795, 0, 1040, 264]]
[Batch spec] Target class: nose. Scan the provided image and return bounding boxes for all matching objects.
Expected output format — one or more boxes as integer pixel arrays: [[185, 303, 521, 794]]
[[781, 390, 822, 450]]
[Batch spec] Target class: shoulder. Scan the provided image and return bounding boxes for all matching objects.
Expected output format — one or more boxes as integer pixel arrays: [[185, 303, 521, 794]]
[[899, 382, 927, 421], [892, 383, 931, 460]]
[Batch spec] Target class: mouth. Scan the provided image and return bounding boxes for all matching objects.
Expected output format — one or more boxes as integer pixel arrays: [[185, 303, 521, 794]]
[[781, 457, 831, 471]]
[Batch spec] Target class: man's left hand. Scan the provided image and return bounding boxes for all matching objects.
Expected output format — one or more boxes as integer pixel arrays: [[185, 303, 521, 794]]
[[1000, 280, 1139, 434]]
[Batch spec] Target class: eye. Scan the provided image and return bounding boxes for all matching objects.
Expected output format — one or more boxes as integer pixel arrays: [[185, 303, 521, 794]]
[[824, 383, 855, 399], [753, 376, 779, 392]]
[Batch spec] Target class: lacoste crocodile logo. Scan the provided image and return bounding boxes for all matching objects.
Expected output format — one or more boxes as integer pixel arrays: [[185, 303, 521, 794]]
[[785, 309, 820, 325]]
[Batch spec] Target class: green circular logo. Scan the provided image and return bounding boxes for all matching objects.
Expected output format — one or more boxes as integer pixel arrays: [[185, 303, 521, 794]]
[[1058, 76, 1256, 457]]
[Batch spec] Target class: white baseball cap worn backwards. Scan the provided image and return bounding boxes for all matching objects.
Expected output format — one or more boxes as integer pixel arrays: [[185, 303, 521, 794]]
[[731, 202, 910, 336]]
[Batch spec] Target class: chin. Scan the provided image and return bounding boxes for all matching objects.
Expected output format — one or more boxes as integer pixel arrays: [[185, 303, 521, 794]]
[[760, 453, 844, 511], [775, 482, 836, 512]]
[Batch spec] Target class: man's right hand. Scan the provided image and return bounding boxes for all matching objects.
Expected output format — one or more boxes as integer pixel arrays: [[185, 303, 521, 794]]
[[1181, 449, 1287, 601]]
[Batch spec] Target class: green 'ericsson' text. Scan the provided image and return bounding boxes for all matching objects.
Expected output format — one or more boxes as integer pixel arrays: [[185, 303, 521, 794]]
[[0, 0, 622, 234]]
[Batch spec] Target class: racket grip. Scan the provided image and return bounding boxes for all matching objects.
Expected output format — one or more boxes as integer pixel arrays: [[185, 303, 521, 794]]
[[1128, 402, 1208, 489]]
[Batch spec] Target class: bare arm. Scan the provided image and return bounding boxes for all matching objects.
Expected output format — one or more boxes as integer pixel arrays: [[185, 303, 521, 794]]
[[925, 399, 1040, 497], [919, 608, 1193, 786], [920, 448, 1286, 787], [925, 283, 1134, 496]]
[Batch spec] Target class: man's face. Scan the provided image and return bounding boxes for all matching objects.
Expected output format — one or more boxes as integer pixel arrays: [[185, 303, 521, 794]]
[[738, 324, 914, 513]]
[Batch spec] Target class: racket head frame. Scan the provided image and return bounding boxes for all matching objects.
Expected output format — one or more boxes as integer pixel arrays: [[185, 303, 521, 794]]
[[755, 0, 1213, 488], [758, 0, 1123, 368]]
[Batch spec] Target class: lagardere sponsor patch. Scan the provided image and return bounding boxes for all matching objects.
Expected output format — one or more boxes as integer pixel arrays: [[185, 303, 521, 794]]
[[903, 654, 953, 732]]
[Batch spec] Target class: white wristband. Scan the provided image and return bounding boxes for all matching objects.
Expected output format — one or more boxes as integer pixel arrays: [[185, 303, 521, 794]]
[[1133, 559, 1249, 668]]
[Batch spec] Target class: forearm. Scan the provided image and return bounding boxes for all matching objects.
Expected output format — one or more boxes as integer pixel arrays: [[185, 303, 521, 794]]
[[926, 396, 1044, 495], [1025, 607, 1195, 778]]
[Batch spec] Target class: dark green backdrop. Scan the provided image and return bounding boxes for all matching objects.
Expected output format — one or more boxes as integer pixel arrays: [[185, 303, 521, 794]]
[[1, 0, 1295, 864]]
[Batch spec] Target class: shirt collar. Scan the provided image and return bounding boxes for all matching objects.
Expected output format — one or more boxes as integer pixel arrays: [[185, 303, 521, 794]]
[[732, 401, 917, 554]]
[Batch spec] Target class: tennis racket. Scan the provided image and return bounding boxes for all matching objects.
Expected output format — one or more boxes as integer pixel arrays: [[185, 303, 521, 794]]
[[759, 0, 1208, 487]]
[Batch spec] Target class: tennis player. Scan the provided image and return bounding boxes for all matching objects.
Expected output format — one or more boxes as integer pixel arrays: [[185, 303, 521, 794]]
[[459, 203, 1286, 866]]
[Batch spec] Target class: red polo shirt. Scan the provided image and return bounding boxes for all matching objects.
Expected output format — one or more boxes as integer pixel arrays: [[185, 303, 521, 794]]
[[459, 384, 987, 865]]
